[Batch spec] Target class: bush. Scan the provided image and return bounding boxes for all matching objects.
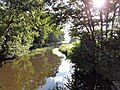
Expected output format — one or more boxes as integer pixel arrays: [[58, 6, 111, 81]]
[[59, 44, 74, 58], [70, 32, 120, 81], [0, 29, 36, 59]]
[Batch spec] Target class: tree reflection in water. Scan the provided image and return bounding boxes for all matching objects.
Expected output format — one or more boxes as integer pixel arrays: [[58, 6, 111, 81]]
[[0, 49, 61, 90], [65, 65, 114, 90]]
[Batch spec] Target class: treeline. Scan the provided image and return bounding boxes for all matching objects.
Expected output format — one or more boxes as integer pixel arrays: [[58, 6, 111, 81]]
[[0, 0, 64, 59]]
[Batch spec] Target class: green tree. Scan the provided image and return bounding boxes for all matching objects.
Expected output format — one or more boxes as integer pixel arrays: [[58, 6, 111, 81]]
[[0, 0, 63, 59], [0, 0, 41, 59], [47, 0, 120, 88], [69, 0, 120, 80], [45, 31, 64, 44], [32, 2, 64, 45]]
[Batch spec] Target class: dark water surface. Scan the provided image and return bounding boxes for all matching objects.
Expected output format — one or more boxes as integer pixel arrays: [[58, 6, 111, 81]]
[[0, 48, 72, 90]]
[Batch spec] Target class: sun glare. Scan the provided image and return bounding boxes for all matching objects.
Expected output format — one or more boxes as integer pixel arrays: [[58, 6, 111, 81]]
[[93, 0, 105, 8]]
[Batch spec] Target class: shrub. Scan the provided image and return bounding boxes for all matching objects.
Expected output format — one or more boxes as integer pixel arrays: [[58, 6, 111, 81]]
[[59, 44, 74, 58]]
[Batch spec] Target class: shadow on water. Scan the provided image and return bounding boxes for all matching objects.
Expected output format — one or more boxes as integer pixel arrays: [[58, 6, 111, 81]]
[[0, 61, 2, 67], [65, 65, 119, 90], [0, 49, 61, 90]]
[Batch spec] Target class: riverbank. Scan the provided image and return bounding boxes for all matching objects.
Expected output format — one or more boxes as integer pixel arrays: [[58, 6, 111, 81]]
[[0, 47, 54, 67], [59, 43, 74, 58]]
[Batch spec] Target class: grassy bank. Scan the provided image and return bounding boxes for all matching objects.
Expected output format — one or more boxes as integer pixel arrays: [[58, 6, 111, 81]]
[[1, 47, 53, 66], [59, 44, 74, 58]]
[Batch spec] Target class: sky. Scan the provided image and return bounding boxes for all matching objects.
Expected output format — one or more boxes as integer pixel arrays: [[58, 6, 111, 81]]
[[63, 23, 71, 43]]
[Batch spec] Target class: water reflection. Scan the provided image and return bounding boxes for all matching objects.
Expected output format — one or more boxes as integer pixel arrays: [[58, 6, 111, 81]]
[[38, 60, 72, 90], [12, 55, 35, 90], [66, 65, 115, 90], [0, 49, 61, 90], [37, 48, 73, 90]]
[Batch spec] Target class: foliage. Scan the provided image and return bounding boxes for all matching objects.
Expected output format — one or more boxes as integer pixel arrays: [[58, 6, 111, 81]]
[[31, 9, 63, 44], [70, 32, 120, 80], [66, 0, 120, 81], [30, 47, 52, 56], [66, 65, 114, 90], [46, 0, 119, 39], [45, 31, 64, 44], [47, 0, 120, 87], [0, 0, 63, 59], [59, 44, 74, 58], [0, 0, 40, 59], [71, 41, 80, 46]]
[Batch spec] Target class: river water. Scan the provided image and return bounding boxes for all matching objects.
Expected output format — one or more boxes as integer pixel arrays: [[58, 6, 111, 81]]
[[38, 48, 73, 90], [0, 48, 73, 90]]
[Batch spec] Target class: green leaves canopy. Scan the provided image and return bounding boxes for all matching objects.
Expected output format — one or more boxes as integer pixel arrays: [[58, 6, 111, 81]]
[[0, 0, 63, 59], [47, 0, 120, 81]]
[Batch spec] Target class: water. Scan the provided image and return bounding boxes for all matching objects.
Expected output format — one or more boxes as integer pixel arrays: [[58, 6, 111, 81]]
[[0, 48, 73, 90], [37, 48, 73, 90]]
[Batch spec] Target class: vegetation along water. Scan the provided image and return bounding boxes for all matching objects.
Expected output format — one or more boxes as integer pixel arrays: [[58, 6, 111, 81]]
[[0, 0, 120, 90]]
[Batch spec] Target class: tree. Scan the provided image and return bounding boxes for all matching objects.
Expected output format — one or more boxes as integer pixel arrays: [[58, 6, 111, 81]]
[[0, 0, 38, 59], [0, 0, 63, 59], [45, 31, 64, 44], [47, 0, 120, 88]]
